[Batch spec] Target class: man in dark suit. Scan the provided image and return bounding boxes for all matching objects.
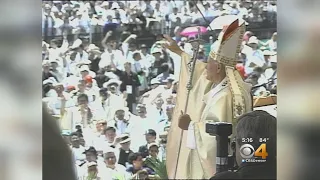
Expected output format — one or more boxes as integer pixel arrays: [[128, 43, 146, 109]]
[[111, 60, 141, 113], [210, 110, 276, 179], [138, 129, 157, 158], [118, 134, 133, 167]]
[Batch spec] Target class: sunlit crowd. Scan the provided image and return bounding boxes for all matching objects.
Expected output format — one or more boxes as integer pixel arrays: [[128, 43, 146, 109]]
[[42, 1, 277, 179]]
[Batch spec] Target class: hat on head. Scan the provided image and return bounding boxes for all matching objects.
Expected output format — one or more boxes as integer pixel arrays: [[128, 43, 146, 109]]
[[151, 48, 162, 54], [83, 146, 97, 154], [111, 2, 120, 9], [79, 65, 90, 72], [140, 44, 147, 49], [144, 129, 156, 136], [43, 77, 57, 85], [101, 1, 109, 7], [119, 134, 131, 144], [209, 19, 247, 123], [147, 142, 159, 149], [87, 161, 98, 167], [87, 44, 100, 52], [103, 79, 122, 88], [248, 36, 259, 44], [44, 4, 51, 9], [84, 75, 93, 83], [76, 60, 92, 67]]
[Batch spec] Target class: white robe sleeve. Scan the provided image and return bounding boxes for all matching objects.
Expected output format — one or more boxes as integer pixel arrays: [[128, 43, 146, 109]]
[[186, 121, 196, 149]]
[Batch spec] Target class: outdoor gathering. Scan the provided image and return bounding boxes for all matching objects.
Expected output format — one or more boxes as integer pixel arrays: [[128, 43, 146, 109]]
[[42, 1, 277, 179]]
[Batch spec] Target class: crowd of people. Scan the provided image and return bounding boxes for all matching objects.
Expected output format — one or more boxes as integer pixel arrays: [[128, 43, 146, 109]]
[[42, 1, 277, 179], [42, 0, 277, 43]]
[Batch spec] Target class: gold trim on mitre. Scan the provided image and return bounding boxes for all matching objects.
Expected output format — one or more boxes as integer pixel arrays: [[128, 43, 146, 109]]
[[209, 19, 247, 124]]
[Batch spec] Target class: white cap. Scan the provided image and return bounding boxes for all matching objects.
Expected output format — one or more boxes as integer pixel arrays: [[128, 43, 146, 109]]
[[103, 79, 122, 88], [76, 60, 91, 67], [43, 77, 57, 85], [147, 142, 159, 149], [87, 44, 100, 52], [101, 1, 109, 7], [248, 36, 259, 44], [79, 65, 90, 72], [151, 48, 162, 54], [87, 161, 98, 167], [111, 2, 120, 9]]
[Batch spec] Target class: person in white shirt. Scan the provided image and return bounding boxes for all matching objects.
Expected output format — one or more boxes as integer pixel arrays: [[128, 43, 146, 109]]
[[100, 31, 126, 70], [140, 44, 155, 69], [100, 82, 126, 120], [131, 52, 149, 94], [263, 32, 277, 52], [78, 162, 109, 180], [152, 2, 164, 18], [264, 55, 277, 81], [42, 4, 55, 36], [126, 104, 156, 152], [147, 97, 166, 126], [49, 59, 66, 83], [71, 11, 90, 34], [61, 93, 103, 131], [100, 148, 130, 180], [48, 37, 69, 61], [238, 2, 249, 19], [168, 7, 182, 23], [244, 36, 265, 74], [70, 132, 86, 164], [78, 146, 105, 175], [52, 11, 64, 36], [203, 2, 215, 17], [107, 107, 130, 136], [101, 126, 120, 149], [65, 51, 80, 76], [45, 82, 75, 115]]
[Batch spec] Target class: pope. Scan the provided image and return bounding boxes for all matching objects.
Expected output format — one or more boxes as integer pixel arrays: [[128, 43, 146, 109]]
[[164, 19, 253, 179]]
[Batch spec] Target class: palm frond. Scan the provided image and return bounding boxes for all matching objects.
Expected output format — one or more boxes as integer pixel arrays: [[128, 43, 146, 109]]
[[144, 158, 168, 179]]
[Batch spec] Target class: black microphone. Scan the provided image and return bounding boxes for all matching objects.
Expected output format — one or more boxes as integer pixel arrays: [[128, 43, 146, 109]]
[[205, 122, 233, 173]]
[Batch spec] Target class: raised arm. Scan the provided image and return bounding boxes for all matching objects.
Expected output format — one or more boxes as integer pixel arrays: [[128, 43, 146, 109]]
[[162, 35, 184, 57], [101, 31, 113, 50]]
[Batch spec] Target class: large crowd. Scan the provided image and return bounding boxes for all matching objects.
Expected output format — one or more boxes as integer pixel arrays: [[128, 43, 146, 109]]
[[42, 1, 277, 179]]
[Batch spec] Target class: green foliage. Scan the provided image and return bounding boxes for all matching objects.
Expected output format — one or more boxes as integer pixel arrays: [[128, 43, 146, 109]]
[[144, 158, 168, 179]]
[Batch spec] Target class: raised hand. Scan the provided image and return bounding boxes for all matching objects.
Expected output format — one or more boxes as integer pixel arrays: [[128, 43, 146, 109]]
[[162, 35, 184, 56]]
